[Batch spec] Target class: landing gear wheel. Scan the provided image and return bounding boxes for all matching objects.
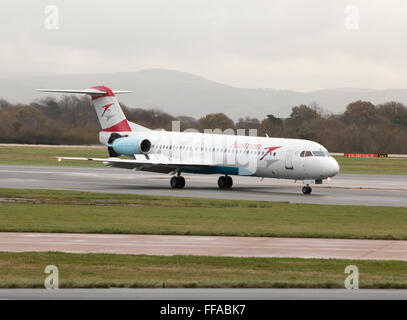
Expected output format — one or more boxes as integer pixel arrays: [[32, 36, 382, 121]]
[[170, 176, 185, 189], [218, 176, 226, 189], [225, 176, 233, 189], [218, 176, 233, 189], [170, 177, 178, 189], [302, 186, 312, 194], [177, 176, 185, 189]]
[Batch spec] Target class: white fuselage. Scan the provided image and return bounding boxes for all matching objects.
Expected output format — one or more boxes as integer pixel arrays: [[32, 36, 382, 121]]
[[100, 130, 340, 181]]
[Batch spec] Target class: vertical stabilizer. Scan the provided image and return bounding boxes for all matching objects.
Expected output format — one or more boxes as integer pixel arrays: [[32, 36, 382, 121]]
[[37, 86, 133, 132], [89, 86, 131, 132]]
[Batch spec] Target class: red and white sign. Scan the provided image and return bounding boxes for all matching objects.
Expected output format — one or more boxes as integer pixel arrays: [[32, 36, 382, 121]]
[[344, 153, 378, 158]]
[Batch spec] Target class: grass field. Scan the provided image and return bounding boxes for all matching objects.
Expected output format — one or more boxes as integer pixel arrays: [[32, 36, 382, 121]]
[[335, 156, 407, 175], [0, 188, 406, 240], [1, 145, 407, 174], [0, 145, 106, 167], [1, 252, 406, 288]]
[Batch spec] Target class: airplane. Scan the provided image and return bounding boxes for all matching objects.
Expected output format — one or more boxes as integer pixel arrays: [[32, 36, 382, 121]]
[[37, 86, 339, 194]]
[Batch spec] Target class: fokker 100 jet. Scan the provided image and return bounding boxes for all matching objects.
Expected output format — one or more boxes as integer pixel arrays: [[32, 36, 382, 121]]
[[38, 86, 339, 194]]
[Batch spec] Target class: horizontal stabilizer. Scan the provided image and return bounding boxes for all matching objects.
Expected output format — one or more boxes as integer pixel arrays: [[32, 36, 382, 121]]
[[37, 89, 132, 96], [37, 86, 147, 133]]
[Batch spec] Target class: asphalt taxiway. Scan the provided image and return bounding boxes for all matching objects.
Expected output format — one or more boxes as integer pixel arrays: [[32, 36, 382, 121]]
[[1, 288, 406, 300], [0, 165, 406, 206], [1, 232, 406, 261]]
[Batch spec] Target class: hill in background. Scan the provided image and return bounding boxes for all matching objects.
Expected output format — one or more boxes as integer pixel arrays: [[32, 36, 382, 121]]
[[1, 69, 407, 119]]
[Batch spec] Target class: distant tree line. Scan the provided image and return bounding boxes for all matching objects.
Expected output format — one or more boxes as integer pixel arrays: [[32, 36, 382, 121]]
[[1, 96, 407, 153]]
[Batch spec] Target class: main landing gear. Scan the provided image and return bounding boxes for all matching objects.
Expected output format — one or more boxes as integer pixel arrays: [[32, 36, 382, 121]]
[[170, 175, 185, 189], [218, 175, 233, 189], [302, 185, 312, 195]]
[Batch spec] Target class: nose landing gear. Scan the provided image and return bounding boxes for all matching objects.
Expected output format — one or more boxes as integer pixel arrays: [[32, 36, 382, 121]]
[[302, 185, 312, 194], [218, 175, 233, 189]]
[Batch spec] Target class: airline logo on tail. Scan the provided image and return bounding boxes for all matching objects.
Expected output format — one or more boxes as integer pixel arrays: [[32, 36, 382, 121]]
[[101, 103, 114, 117]]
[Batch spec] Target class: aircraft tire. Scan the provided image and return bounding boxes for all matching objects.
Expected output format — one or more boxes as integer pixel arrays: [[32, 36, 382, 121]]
[[171, 176, 185, 189], [218, 176, 233, 189], [225, 176, 233, 189], [170, 177, 178, 189], [218, 176, 226, 189], [177, 176, 185, 189], [302, 186, 312, 194]]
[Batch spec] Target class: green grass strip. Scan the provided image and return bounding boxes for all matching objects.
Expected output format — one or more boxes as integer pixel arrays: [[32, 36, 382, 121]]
[[0, 188, 406, 240], [0, 252, 406, 288]]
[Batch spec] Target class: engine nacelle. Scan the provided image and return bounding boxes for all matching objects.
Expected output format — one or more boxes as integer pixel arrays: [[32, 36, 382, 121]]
[[109, 136, 152, 156]]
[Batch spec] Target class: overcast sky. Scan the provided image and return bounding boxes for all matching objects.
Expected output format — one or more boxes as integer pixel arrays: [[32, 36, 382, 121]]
[[1, 0, 407, 91]]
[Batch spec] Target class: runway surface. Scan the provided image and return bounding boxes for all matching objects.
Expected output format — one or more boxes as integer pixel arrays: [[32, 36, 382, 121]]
[[1, 288, 406, 300], [1, 232, 407, 261], [0, 165, 407, 206]]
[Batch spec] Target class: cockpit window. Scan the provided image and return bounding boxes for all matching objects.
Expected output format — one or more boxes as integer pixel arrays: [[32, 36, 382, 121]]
[[312, 151, 326, 157], [300, 151, 313, 157]]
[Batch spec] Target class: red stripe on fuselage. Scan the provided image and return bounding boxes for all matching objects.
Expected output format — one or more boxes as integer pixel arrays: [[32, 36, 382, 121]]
[[102, 119, 131, 132], [260, 146, 282, 160]]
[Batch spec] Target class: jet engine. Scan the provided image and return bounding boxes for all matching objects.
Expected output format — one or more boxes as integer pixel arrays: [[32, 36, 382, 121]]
[[107, 134, 152, 157]]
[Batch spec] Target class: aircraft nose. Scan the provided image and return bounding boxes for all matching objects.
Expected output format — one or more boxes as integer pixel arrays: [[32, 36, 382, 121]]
[[325, 157, 340, 177]]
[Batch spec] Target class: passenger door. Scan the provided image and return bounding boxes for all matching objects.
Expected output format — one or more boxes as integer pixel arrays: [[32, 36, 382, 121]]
[[285, 149, 294, 169]]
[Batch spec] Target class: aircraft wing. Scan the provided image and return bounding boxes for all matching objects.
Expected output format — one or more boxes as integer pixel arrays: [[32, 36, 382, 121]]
[[57, 156, 217, 173]]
